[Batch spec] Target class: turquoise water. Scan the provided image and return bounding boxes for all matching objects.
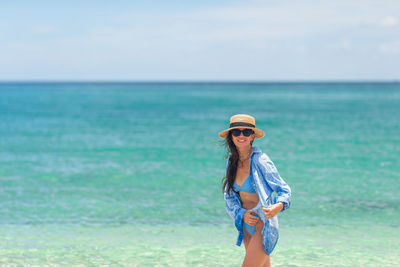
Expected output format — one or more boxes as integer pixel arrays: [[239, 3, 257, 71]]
[[1, 82, 399, 266]]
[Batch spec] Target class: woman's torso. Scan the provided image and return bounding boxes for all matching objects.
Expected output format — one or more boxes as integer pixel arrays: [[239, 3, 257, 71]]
[[234, 159, 259, 210]]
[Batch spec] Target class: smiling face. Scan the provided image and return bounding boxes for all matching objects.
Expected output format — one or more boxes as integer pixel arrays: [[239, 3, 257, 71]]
[[231, 128, 255, 148]]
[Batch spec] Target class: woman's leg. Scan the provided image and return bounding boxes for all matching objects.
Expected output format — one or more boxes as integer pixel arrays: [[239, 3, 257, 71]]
[[242, 220, 271, 267], [262, 257, 271, 267], [243, 226, 251, 250]]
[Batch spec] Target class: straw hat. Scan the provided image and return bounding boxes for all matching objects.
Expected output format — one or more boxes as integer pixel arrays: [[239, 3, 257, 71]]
[[218, 114, 265, 139]]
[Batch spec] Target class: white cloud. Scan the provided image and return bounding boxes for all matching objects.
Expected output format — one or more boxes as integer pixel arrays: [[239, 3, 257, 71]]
[[326, 41, 352, 51], [380, 16, 398, 26], [379, 40, 400, 54], [32, 25, 56, 34]]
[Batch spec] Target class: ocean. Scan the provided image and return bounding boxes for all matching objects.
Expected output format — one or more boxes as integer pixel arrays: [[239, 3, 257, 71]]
[[0, 82, 399, 266]]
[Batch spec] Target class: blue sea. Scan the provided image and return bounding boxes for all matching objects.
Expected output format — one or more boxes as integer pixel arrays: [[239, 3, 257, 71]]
[[0, 82, 399, 266]]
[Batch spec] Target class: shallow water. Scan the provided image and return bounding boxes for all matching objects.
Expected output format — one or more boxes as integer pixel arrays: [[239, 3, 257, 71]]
[[1, 224, 399, 266], [0, 82, 399, 265]]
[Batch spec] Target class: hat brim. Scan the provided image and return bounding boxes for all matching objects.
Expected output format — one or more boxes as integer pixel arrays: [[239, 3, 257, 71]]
[[218, 126, 265, 139]]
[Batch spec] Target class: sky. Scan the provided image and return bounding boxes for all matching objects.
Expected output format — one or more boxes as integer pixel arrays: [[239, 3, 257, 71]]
[[1, 0, 399, 81]]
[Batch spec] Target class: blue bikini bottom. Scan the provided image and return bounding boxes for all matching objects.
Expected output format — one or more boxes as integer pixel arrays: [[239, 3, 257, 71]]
[[243, 201, 265, 236], [243, 213, 260, 236]]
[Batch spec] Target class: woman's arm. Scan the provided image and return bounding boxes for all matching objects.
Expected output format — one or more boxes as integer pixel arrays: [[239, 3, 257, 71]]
[[257, 153, 291, 212]]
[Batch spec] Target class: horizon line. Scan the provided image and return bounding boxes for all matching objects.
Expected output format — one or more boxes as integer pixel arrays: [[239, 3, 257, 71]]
[[0, 79, 399, 84]]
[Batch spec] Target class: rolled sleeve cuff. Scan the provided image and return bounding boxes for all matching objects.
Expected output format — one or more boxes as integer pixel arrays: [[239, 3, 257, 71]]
[[276, 196, 290, 212]]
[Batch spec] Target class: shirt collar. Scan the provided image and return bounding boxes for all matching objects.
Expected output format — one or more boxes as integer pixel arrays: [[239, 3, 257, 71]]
[[251, 146, 262, 156]]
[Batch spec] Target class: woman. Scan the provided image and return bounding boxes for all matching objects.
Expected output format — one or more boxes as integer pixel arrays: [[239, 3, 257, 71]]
[[219, 114, 291, 267]]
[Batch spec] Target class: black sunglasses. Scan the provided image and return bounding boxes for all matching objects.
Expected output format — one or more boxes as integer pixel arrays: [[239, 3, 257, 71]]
[[231, 129, 254, 137]]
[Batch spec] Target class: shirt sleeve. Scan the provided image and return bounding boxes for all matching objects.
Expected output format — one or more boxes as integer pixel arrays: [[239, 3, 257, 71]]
[[258, 153, 291, 212], [224, 185, 247, 231], [223, 156, 247, 230]]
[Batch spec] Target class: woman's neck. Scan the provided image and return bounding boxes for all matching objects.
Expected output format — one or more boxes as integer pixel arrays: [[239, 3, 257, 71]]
[[237, 146, 252, 161]]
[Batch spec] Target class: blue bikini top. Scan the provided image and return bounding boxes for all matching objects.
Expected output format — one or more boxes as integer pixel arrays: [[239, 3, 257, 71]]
[[234, 174, 256, 193]]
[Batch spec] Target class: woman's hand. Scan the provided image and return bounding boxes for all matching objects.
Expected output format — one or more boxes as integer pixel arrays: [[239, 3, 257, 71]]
[[262, 202, 284, 220], [243, 210, 259, 226]]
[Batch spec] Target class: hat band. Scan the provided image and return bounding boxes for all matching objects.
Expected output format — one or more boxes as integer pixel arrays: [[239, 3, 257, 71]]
[[229, 122, 255, 128]]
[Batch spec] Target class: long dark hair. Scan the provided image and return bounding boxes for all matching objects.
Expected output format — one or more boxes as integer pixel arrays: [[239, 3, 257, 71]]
[[221, 131, 253, 195]]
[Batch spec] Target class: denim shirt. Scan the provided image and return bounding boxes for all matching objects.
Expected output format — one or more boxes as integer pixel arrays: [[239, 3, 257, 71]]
[[224, 146, 291, 256]]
